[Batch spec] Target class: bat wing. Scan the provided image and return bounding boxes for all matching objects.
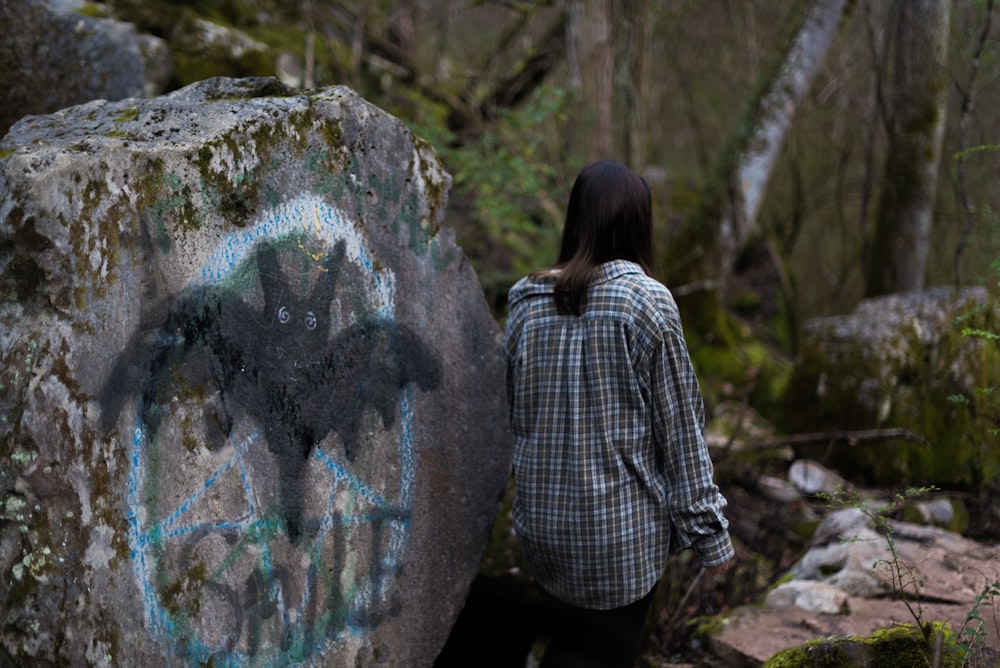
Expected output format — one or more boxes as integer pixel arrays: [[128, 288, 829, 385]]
[[310, 318, 441, 460]]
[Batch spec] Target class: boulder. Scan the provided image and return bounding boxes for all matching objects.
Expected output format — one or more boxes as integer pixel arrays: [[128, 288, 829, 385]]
[[780, 287, 1000, 488], [0, 0, 169, 137], [762, 624, 963, 668], [709, 507, 1000, 666], [171, 14, 272, 86], [0, 76, 511, 667]]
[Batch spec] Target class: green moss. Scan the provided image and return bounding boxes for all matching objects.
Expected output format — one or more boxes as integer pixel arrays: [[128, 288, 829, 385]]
[[791, 518, 822, 542], [730, 289, 761, 316], [113, 107, 140, 124], [763, 623, 963, 668], [169, 13, 275, 88], [73, 2, 111, 18], [769, 572, 796, 591], [158, 559, 209, 618], [140, 165, 205, 243], [0, 148, 14, 159], [780, 295, 1000, 490], [62, 172, 129, 306], [4, 566, 34, 610], [0, 253, 44, 302], [691, 614, 725, 638], [192, 108, 324, 231], [691, 337, 792, 416]]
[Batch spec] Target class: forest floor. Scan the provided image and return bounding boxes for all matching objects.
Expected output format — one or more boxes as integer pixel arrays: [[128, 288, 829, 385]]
[[641, 468, 1000, 667], [436, 456, 1000, 668]]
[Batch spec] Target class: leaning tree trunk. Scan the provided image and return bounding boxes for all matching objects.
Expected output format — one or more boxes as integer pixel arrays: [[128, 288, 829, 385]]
[[864, 0, 950, 297], [661, 0, 846, 336]]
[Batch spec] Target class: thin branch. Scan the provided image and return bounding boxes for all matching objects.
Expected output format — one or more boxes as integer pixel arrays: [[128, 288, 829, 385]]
[[665, 566, 707, 632], [479, 14, 566, 118], [746, 427, 931, 451]]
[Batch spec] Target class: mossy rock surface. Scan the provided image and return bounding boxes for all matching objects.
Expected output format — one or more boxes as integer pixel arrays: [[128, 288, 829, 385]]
[[780, 286, 1000, 489], [763, 623, 963, 668], [0, 76, 509, 667]]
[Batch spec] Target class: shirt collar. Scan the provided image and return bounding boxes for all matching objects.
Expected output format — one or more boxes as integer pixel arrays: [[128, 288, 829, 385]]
[[592, 260, 646, 284], [509, 260, 646, 306]]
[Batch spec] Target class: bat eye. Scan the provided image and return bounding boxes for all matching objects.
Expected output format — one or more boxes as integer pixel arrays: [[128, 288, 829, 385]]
[[277, 306, 291, 324], [304, 311, 317, 330]]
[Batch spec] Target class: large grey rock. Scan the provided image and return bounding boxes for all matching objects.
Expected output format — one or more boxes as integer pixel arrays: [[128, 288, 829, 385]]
[[781, 287, 1000, 488], [0, 76, 510, 667], [0, 0, 163, 137]]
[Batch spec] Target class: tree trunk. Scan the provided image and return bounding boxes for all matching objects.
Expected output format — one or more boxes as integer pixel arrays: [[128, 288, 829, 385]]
[[567, 0, 614, 161], [618, 0, 651, 170], [952, 0, 992, 286], [350, 0, 369, 91], [388, 0, 418, 55], [662, 0, 846, 335], [864, 0, 950, 297]]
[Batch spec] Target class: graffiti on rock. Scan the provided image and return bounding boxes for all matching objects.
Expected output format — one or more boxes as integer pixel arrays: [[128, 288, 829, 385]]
[[101, 195, 440, 664]]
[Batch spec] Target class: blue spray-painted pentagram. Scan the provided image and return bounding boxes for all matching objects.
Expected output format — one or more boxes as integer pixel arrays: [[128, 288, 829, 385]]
[[111, 195, 440, 665]]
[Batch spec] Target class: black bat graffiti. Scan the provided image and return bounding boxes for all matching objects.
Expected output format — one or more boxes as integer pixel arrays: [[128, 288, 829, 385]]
[[101, 237, 441, 543]]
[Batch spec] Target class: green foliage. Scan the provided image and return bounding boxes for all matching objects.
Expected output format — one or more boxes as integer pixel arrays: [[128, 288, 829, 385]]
[[957, 576, 1000, 662], [690, 336, 793, 418], [412, 86, 574, 312], [955, 145, 1000, 160], [951, 265, 1000, 439]]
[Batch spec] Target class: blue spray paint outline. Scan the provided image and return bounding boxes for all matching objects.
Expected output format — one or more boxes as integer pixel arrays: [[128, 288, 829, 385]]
[[127, 195, 415, 665]]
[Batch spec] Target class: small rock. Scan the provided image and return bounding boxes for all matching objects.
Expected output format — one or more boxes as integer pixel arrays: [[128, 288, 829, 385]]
[[788, 459, 846, 495], [765, 580, 849, 614], [912, 499, 954, 527], [757, 475, 802, 503]]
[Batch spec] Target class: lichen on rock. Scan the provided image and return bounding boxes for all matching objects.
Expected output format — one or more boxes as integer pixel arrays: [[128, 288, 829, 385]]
[[780, 286, 1000, 489], [0, 76, 508, 667]]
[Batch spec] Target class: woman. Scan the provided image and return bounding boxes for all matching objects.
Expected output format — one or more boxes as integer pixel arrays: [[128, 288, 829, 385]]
[[503, 160, 733, 667]]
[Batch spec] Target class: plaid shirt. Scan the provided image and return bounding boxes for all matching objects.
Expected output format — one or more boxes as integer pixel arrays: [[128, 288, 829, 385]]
[[503, 260, 733, 609]]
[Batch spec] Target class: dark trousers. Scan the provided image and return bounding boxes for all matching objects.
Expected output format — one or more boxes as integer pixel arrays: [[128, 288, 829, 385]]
[[538, 585, 656, 668]]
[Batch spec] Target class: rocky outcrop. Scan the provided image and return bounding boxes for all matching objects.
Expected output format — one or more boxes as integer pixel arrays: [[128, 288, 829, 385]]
[[781, 287, 1000, 489], [0, 0, 171, 137], [0, 76, 510, 667], [710, 504, 1000, 666]]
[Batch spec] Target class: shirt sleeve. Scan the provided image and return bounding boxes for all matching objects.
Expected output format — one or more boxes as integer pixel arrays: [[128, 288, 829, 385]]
[[648, 322, 734, 568]]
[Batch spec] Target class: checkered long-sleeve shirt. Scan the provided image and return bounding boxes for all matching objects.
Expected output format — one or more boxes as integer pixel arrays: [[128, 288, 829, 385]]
[[503, 260, 733, 609]]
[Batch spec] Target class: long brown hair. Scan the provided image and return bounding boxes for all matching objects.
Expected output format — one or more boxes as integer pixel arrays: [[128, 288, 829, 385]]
[[552, 161, 654, 315]]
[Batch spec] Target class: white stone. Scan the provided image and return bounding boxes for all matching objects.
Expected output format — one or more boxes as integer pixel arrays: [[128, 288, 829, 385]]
[[765, 580, 849, 614], [788, 459, 846, 495]]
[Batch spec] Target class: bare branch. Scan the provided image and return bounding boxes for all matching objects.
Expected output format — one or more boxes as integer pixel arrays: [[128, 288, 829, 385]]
[[746, 427, 931, 451]]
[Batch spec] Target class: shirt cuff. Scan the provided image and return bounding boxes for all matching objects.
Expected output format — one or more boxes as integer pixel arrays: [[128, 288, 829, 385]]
[[697, 531, 735, 567]]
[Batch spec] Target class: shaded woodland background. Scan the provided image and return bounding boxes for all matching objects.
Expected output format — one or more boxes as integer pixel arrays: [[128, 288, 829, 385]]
[[69, 0, 1000, 478], [83, 0, 999, 323]]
